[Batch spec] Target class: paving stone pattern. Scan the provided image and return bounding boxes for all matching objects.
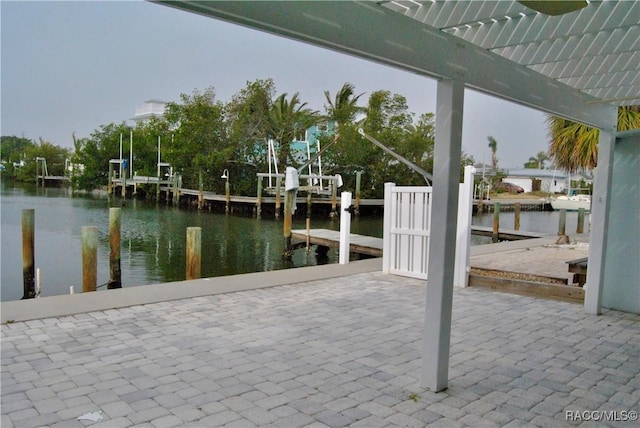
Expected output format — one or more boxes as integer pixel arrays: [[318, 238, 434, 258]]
[[2, 272, 638, 427]]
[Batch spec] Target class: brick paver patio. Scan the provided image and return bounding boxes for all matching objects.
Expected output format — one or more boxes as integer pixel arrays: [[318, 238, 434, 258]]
[[2, 271, 638, 427]]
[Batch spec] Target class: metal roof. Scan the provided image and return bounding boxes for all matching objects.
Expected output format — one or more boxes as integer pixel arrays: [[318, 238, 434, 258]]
[[155, 1, 638, 129]]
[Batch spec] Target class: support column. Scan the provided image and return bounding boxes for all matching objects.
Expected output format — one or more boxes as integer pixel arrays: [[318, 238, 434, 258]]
[[422, 79, 464, 392], [584, 115, 617, 315]]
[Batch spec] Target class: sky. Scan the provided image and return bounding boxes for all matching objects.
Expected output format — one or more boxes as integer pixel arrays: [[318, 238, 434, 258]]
[[1, 0, 550, 169]]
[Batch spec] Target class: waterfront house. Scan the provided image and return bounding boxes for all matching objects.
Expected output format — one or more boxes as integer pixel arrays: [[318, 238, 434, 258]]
[[503, 168, 569, 193]]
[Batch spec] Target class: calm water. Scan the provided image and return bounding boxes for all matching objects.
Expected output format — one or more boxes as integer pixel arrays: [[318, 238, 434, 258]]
[[1, 183, 584, 301], [0, 183, 383, 301]]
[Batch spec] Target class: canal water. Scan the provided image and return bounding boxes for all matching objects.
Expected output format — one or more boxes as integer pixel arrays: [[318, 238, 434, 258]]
[[1, 183, 586, 301]]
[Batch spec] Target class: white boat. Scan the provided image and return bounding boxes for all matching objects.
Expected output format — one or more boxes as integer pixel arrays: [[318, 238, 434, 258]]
[[550, 194, 591, 211]]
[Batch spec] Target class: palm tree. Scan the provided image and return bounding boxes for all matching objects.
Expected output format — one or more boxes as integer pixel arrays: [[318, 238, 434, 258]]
[[487, 136, 498, 170], [528, 151, 549, 169], [547, 106, 640, 173], [267, 92, 318, 167], [324, 82, 364, 129]]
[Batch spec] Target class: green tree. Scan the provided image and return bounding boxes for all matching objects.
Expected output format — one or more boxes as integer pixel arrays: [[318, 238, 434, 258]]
[[164, 87, 229, 191], [547, 106, 640, 173], [267, 92, 319, 167], [15, 138, 70, 182], [487, 136, 499, 170], [73, 122, 132, 190], [524, 151, 549, 169], [1, 136, 36, 177], [226, 79, 275, 168], [324, 82, 364, 131]]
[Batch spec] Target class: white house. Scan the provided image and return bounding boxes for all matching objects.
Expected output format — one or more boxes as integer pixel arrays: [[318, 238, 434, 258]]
[[503, 168, 569, 193], [132, 99, 166, 124]]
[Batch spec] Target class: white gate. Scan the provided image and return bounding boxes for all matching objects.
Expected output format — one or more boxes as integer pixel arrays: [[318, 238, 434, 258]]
[[382, 166, 475, 284], [382, 184, 433, 280]]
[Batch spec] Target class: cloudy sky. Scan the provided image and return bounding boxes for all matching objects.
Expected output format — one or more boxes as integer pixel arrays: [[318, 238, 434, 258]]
[[1, 0, 550, 168]]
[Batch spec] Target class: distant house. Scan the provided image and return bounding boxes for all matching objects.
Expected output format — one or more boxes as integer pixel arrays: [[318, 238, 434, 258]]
[[132, 99, 167, 124], [289, 120, 336, 166], [503, 168, 569, 193]]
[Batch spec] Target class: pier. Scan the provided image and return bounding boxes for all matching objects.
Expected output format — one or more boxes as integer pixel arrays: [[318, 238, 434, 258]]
[[290, 226, 544, 259]]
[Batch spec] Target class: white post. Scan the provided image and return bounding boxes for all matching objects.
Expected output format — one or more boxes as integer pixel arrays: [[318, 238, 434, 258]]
[[268, 140, 273, 188], [382, 182, 395, 273], [339, 192, 352, 265], [36, 268, 41, 298], [454, 165, 475, 288], [130, 130, 133, 179], [584, 111, 617, 314], [422, 79, 464, 392], [119, 133, 123, 179]]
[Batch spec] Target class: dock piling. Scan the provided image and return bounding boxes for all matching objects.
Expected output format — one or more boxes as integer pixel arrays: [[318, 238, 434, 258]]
[[275, 176, 282, 218], [355, 171, 362, 216], [108, 208, 122, 289], [186, 227, 201, 280], [256, 178, 263, 217], [22, 209, 36, 299], [82, 226, 98, 293], [492, 203, 500, 243], [577, 208, 585, 234], [283, 189, 295, 258], [514, 202, 521, 231], [558, 209, 567, 236]]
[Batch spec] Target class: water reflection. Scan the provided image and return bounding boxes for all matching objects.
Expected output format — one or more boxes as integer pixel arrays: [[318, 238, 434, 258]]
[[3, 184, 567, 302], [1, 184, 352, 301]]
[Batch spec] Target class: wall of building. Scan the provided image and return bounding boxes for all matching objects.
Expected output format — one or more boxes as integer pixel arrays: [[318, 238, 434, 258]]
[[602, 135, 640, 314]]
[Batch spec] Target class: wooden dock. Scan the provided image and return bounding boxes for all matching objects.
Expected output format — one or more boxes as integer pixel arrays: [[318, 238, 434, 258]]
[[291, 229, 383, 257], [291, 226, 544, 258]]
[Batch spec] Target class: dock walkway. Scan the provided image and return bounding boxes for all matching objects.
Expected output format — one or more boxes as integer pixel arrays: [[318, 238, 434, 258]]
[[291, 227, 544, 259]]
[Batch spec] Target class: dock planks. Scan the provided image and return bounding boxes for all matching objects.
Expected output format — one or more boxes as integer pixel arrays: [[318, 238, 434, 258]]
[[291, 229, 383, 257]]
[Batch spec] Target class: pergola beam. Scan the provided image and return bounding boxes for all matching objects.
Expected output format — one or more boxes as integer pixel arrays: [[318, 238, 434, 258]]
[[155, 0, 613, 128]]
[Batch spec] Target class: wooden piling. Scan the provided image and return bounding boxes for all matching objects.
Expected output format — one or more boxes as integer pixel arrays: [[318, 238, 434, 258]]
[[256, 177, 263, 217], [225, 180, 230, 213], [108, 208, 122, 289], [198, 171, 204, 210], [514, 202, 521, 231], [22, 209, 35, 299], [82, 226, 98, 293], [558, 209, 567, 236], [355, 171, 362, 215], [108, 163, 113, 194], [577, 208, 585, 234], [492, 203, 500, 243], [330, 180, 338, 219], [275, 176, 282, 218], [186, 227, 201, 280], [283, 190, 294, 258]]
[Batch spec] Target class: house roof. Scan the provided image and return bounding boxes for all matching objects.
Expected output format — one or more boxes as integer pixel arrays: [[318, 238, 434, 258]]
[[154, 0, 639, 130], [505, 168, 568, 178]]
